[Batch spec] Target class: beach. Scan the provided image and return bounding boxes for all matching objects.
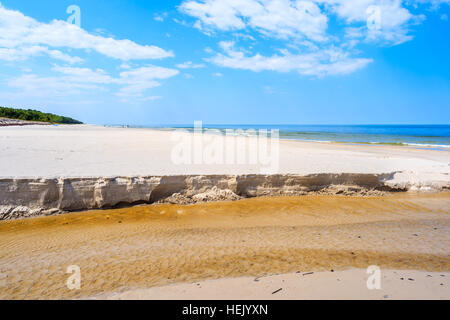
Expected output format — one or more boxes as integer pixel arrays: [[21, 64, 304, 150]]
[[1, 125, 449, 178], [1, 0, 449, 306], [0, 125, 449, 300], [100, 269, 450, 300], [0, 193, 448, 300]]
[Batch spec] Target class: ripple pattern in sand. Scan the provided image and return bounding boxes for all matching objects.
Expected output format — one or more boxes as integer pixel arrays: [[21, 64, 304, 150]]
[[0, 193, 449, 299]]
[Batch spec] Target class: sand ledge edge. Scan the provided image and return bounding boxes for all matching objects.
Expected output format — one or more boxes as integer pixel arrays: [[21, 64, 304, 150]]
[[1, 172, 448, 220]]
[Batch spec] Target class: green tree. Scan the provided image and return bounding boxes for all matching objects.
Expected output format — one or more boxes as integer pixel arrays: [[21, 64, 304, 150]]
[[0, 107, 83, 124]]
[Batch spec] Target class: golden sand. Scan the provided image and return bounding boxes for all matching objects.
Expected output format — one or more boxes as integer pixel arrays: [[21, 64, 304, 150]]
[[0, 193, 449, 299]]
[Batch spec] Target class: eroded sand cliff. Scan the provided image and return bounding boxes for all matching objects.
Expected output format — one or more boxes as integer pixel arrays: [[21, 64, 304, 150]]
[[1, 172, 449, 220]]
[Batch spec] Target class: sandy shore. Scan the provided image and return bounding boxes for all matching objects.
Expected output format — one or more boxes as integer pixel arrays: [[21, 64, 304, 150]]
[[99, 269, 450, 300], [1, 124, 449, 179], [0, 193, 448, 300], [0, 125, 449, 300]]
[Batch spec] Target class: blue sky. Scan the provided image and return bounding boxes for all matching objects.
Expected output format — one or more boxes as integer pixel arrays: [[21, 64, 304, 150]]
[[0, 0, 449, 125]]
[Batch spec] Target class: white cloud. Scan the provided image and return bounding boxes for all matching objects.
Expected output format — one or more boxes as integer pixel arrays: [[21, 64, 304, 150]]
[[118, 66, 179, 98], [0, 3, 173, 62], [51, 66, 116, 84], [180, 0, 431, 45], [180, 0, 329, 41], [0, 4, 179, 104], [7, 74, 102, 97], [119, 63, 132, 69], [0, 46, 83, 63], [209, 42, 372, 76], [154, 12, 168, 22], [212, 72, 223, 76], [6, 65, 179, 100], [176, 61, 206, 68], [320, 0, 420, 44], [179, 0, 449, 77], [412, 0, 450, 9]]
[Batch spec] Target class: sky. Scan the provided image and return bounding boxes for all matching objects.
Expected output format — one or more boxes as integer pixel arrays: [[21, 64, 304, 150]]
[[0, 0, 449, 125]]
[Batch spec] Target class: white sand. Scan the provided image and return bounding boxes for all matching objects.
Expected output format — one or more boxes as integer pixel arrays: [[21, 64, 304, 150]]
[[0, 125, 449, 181], [1, 125, 448, 300], [99, 269, 450, 300]]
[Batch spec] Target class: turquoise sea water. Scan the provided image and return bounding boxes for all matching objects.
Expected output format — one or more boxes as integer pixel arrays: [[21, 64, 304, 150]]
[[121, 124, 450, 148]]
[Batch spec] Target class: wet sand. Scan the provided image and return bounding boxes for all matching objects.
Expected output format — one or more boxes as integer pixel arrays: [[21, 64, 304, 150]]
[[0, 193, 449, 300]]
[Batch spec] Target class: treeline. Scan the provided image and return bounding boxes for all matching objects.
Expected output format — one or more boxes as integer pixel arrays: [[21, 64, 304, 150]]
[[0, 106, 83, 124]]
